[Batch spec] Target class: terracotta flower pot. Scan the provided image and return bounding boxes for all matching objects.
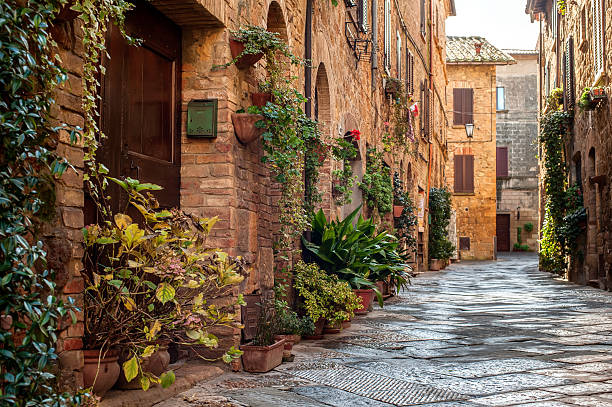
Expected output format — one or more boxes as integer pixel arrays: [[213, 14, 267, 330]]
[[251, 92, 272, 107], [341, 319, 351, 329], [116, 346, 171, 390], [231, 113, 265, 144], [393, 205, 404, 218], [82, 349, 120, 396], [275, 334, 301, 346], [240, 338, 285, 373], [323, 320, 343, 334], [353, 289, 374, 315], [429, 259, 442, 271], [229, 37, 264, 69], [375, 281, 385, 296], [304, 318, 326, 340]]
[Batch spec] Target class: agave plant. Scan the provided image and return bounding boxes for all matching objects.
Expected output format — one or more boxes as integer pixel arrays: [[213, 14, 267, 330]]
[[302, 206, 411, 306]]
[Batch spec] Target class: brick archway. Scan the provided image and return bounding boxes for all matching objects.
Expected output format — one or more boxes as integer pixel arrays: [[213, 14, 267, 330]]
[[266, 1, 288, 42]]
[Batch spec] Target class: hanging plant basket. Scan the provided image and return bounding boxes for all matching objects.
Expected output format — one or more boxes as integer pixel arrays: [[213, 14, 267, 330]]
[[231, 113, 265, 144], [393, 204, 404, 218], [229, 37, 264, 69], [251, 92, 273, 107], [385, 78, 402, 98]]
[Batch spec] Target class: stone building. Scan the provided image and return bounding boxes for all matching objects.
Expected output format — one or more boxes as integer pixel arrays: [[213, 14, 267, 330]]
[[48, 0, 456, 390], [496, 50, 540, 252], [526, 0, 612, 288], [445, 36, 515, 260]]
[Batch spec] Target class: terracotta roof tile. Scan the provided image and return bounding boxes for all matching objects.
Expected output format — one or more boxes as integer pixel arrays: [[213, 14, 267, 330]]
[[446, 36, 516, 65]]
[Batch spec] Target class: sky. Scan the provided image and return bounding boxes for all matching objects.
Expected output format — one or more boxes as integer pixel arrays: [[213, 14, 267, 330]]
[[445, 0, 540, 50]]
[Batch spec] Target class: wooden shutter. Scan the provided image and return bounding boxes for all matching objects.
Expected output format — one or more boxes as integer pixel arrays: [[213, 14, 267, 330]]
[[454, 155, 464, 192], [358, 0, 368, 32], [593, 0, 604, 75], [384, 0, 391, 70], [563, 36, 575, 110], [465, 155, 474, 192], [496, 147, 509, 178], [464, 89, 474, 124], [409, 53, 415, 93], [420, 0, 426, 36], [397, 32, 402, 79], [453, 89, 463, 125]]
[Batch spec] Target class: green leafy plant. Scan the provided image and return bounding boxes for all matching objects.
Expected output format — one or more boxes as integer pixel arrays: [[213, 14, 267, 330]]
[[293, 261, 362, 326], [539, 109, 572, 274], [393, 173, 418, 253], [331, 131, 359, 206], [360, 148, 393, 215], [302, 118, 327, 219], [0, 0, 88, 404], [302, 207, 410, 302], [428, 188, 455, 261], [524, 222, 534, 233], [382, 85, 417, 153], [557, 0, 566, 15], [513, 227, 530, 251], [82, 178, 247, 390], [274, 280, 316, 336], [252, 298, 280, 347]]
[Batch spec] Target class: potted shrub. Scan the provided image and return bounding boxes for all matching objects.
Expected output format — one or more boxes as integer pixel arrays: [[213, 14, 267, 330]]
[[82, 178, 247, 394], [293, 261, 361, 336], [251, 81, 273, 107], [240, 300, 286, 373], [82, 349, 120, 396], [428, 187, 455, 270]]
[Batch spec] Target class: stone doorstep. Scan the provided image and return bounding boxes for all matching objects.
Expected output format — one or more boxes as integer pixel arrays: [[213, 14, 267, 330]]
[[100, 362, 225, 407]]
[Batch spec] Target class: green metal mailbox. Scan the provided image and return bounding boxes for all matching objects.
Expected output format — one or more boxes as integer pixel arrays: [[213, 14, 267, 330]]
[[187, 99, 217, 138]]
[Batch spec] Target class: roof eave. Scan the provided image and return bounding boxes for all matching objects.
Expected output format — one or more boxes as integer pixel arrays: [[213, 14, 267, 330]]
[[447, 60, 517, 66]]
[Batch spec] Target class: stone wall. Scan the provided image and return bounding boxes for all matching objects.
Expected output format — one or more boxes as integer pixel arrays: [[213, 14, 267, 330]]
[[496, 52, 540, 251], [535, 0, 612, 287], [47, 0, 455, 387], [446, 64, 497, 260]]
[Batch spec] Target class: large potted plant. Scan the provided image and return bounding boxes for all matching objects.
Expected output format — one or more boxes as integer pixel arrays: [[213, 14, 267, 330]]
[[293, 261, 361, 335], [82, 177, 246, 394], [240, 300, 286, 373], [428, 187, 455, 269]]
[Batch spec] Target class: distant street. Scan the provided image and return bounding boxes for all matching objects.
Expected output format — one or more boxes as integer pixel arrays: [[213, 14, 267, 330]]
[[158, 254, 612, 406]]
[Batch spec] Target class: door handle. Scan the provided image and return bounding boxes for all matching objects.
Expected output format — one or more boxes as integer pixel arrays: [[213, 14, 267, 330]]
[[130, 160, 140, 180]]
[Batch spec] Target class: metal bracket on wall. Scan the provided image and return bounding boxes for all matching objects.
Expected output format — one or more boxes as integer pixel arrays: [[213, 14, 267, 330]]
[[345, 21, 371, 68]]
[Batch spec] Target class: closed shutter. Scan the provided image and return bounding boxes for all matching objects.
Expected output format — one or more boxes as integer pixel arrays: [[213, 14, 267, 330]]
[[454, 154, 474, 193], [453, 88, 474, 125], [397, 32, 402, 79], [465, 155, 474, 192], [424, 85, 431, 137], [454, 155, 464, 192], [409, 53, 415, 93], [420, 0, 426, 36], [496, 147, 509, 178], [563, 36, 575, 110], [592, 0, 604, 76], [358, 0, 368, 32], [384, 0, 391, 71]]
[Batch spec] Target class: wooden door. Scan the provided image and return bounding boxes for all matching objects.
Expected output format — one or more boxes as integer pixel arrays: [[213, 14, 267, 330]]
[[100, 0, 181, 212], [496, 214, 511, 252]]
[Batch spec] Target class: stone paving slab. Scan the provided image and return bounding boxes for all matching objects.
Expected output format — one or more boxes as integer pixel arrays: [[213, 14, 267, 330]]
[[157, 255, 612, 407]]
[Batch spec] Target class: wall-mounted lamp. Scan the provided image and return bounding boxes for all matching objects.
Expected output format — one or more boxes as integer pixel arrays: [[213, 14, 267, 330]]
[[516, 206, 521, 220], [465, 123, 474, 138]]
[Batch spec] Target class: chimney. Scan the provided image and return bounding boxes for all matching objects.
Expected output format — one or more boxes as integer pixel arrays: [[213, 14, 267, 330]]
[[475, 42, 483, 56]]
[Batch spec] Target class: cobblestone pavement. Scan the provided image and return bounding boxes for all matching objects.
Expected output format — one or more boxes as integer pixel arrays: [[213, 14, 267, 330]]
[[157, 254, 612, 406]]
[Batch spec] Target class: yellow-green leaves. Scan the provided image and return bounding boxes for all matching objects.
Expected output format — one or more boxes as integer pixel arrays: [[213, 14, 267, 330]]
[[156, 283, 175, 304], [123, 355, 139, 383], [160, 371, 175, 388]]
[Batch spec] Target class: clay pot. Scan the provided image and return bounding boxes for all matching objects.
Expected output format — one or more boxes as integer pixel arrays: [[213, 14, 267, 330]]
[[341, 319, 352, 329], [393, 205, 404, 218], [323, 320, 342, 334], [251, 92, 272, 107], [229, 37, 264, 69], [82, 349, 120, 396], [240, 338, 285, 373], [116, 346, 171, 390], [275, 334, 301, 347], [304, 318, 326, 340], [231, 113, 265, 144], [375, 281, 385, 296], [353, 289, 374, 315], [429, 259, 442, 271]]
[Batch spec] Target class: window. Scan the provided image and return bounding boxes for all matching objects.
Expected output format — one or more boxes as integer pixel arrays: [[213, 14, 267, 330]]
[[454, 154, 474, 193], [579, 6, 587, 46], [396, 32, 402, 79], [453, 88, 473, 126], [551, 1, 558, 39], [459, 237, 471, 251], [357, 0, 368, 32], [496, 147, 509, 178], [420, 0, 426, 37], [384, 0, 391, 72], [496, 87, 506, 111], [406, 50, 415, 94], [592, 0, 604, 77], [544, 63, 550, 97]]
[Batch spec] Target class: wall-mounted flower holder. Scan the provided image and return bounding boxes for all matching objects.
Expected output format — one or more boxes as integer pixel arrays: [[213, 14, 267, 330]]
[[231, 113, 265, 144], [590, 87, 607, 103], [229, 37, 264, 69]]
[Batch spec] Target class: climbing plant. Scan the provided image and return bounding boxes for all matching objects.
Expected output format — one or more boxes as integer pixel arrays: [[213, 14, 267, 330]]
[[392, 173, 418, 253], [302, 118, 327, 219], [0, 0, 87, 404], [360, 148, 393, 215], [539, 109, 572, 274], [428, 188, 455, 261], [331, 131, 359, 206]]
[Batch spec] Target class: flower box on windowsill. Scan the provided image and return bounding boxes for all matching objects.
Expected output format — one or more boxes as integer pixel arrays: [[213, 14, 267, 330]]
[[384, 78, 402, 98]]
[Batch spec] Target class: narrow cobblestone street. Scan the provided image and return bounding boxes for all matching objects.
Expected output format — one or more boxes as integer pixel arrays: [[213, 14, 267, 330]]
[[158, 255, 612, 406]]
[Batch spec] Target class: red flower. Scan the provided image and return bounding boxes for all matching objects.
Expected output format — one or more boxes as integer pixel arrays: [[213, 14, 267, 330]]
[[350, 129, 361, 141]]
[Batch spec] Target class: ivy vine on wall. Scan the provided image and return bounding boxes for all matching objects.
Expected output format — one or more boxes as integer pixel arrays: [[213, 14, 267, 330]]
[[360, 147, 393, 215]]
